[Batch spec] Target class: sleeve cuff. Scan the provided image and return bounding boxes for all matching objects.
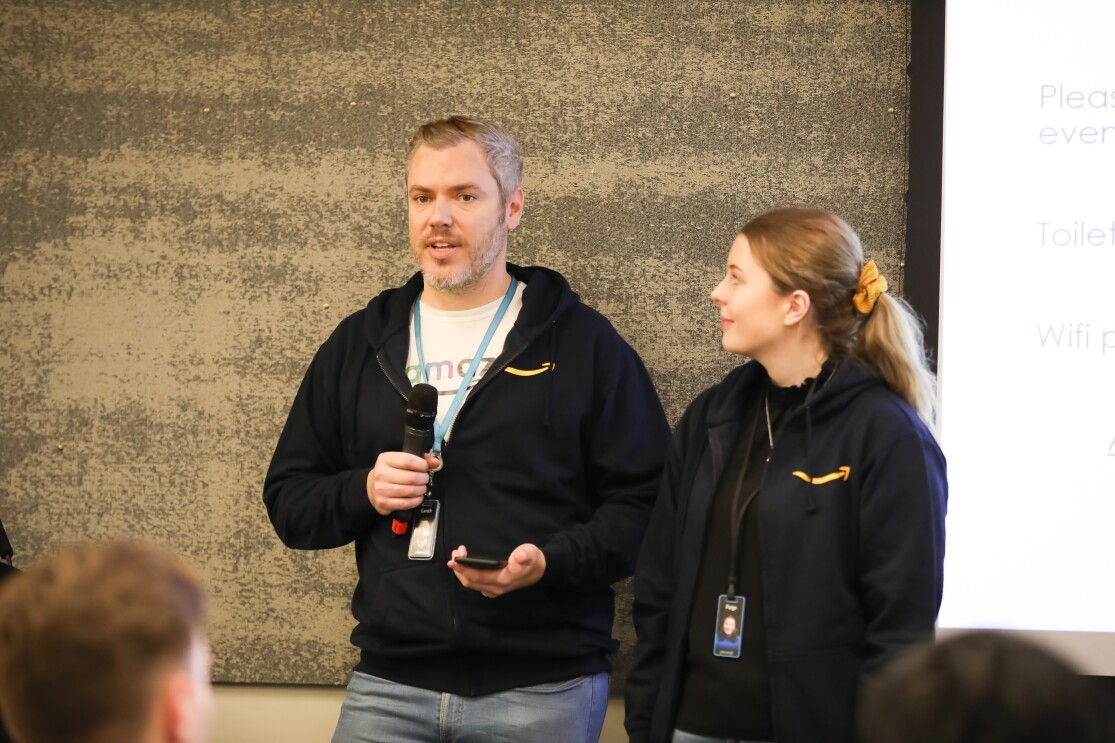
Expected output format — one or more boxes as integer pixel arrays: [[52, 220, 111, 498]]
[[340, 468, 378, 524], [537, 542, 572, 587]]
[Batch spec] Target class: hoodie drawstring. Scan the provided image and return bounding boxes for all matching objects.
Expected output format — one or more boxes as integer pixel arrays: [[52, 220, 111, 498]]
[[802, 403, 819, 514], [542, 324, 557, 429]]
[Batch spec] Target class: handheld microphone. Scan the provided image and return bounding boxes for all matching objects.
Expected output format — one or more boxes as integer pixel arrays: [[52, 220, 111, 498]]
[[392, 383, 437, 535]]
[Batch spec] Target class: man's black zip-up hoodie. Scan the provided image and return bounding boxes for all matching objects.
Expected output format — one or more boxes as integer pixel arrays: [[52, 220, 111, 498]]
[[264, 264, 671, 695], [625, 359, 947, 742]]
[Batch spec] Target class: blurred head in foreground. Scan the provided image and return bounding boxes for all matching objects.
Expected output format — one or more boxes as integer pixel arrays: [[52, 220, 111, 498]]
[[860, 631, 1110, 743], [0, 541, 212, 743]]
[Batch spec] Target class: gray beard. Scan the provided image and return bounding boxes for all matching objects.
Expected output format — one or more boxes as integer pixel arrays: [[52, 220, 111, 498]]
[[420, 226, 508, 294]]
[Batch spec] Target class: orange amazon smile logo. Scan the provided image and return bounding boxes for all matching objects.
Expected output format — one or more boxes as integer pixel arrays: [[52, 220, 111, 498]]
[[791, 466, 850, 485], [504, 362, 556, 377]]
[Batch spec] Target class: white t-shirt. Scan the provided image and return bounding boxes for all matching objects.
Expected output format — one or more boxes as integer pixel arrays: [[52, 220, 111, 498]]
[[406, 280, 527, 441]]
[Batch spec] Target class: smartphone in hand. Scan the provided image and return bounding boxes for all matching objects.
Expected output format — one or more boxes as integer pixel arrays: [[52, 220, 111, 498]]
[[454, 555, 508, 570]]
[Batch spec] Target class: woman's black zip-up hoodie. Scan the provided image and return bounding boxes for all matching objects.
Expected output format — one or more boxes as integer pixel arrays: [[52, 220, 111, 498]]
[[625, 359, 947, 742], [264, 264, 671, 695]]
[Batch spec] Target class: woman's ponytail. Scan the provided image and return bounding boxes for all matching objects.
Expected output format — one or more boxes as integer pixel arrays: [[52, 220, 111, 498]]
[[857, 291, 937, 428]]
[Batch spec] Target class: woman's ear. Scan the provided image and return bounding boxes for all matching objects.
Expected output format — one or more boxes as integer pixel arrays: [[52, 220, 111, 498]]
[[784, 289, 812, 326]]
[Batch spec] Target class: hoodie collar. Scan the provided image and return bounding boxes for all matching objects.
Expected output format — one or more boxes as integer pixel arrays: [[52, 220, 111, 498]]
[[706, 357, 883, 429], [362, 262, 580, 351]]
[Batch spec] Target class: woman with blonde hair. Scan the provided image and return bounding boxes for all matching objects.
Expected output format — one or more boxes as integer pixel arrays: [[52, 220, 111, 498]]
[[625, 207, 947, 743]]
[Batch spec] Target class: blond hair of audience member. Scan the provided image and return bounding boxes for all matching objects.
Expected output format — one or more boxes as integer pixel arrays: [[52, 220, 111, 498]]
[[742, 207, 936, 426], [0, 541, 212, 743], [860, 631, 1111, 743]]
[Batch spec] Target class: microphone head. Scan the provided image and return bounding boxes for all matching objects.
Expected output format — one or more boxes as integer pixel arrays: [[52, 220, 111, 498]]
[[406, 383, 438, 429]]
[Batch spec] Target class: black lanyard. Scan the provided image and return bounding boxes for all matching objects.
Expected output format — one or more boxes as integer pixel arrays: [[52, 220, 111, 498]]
[[725, 396, 769, 599], [722, 364, 834, 598]]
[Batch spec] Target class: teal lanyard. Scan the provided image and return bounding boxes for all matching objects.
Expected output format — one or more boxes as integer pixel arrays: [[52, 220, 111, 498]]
[[413, 276, 518, 456]]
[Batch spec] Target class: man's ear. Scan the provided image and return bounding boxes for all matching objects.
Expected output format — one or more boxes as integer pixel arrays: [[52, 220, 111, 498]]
[[157, 669, 195, 743], [505, 187, 524, 230], [784, 289, 812, 327]]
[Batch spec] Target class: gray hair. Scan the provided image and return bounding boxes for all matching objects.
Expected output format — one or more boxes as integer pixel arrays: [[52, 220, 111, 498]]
[[407, 116, 523, 206]]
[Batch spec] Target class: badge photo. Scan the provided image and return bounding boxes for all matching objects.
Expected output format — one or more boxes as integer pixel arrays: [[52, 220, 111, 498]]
[[713, 594, 745, 658]]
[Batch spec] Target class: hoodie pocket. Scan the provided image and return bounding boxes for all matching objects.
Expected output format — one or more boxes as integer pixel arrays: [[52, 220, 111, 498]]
[[357, 563, 452, 653]]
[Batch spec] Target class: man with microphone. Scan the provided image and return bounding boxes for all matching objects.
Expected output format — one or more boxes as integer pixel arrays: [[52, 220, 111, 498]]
[[264, 116, 670, 742]]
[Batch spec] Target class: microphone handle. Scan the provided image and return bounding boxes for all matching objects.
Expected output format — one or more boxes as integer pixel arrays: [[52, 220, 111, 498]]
[[401, 424, 433, 458], [392, 424, 433, 534]]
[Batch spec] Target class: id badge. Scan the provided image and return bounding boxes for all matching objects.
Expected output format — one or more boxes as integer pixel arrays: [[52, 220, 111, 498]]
[[712, 594, 745, 658], [407, 500, 439, 560]]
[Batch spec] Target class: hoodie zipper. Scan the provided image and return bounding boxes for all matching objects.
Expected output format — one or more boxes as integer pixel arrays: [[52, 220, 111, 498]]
[[438, 323, 553, 662], [378, 348, 465, 653], [376, 351, 410, 402]]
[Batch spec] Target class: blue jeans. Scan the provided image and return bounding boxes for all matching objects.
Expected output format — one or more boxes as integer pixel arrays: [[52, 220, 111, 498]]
[[331, 671, 609, 743], [672, 730, 773, 743]]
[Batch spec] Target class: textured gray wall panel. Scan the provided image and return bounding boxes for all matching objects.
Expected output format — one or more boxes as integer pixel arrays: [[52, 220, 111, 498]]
[[1, 0, 910, 685]]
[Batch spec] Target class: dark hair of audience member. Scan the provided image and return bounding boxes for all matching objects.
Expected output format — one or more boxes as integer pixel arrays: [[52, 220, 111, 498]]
[[860, 631, 1112, 743]]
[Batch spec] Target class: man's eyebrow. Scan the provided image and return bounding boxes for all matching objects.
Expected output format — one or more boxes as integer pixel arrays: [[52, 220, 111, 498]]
[[408, 182, 483, 193]]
